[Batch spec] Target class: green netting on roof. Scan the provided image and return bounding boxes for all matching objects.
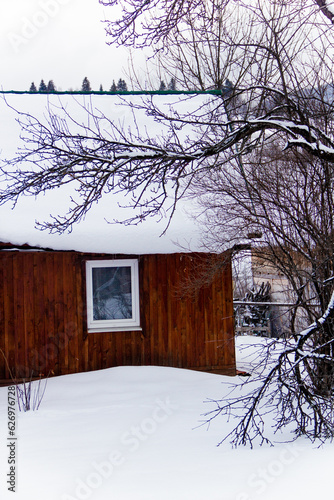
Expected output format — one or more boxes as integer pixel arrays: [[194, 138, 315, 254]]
[[0, 89, 222, 96]]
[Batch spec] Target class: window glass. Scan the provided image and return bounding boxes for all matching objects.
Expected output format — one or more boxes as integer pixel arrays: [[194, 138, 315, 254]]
[[86, 259, 140, 332], [92, 266, 132, 320]]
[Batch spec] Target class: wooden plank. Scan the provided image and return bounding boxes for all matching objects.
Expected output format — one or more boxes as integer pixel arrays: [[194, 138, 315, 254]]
[[173, 254, 184, 367], [42, 253, 54, 375], [51, 253, 62, 376], [23, 253, 35, 376], [32, 252, 47, 376], [166, 254, 177, 366], [185, 256, 195, 368], [179, 255, 189, 368], [63, 253, 81, 375], [1, 255, 14, 379], [222, 255, 235, 371], [0, 256, 6, 379], [205, 256, 216, 369], [148, 254, 158, 365], [88, 329, 98, 371], [61, 253, 71, 375], [197, 279, 207, 369], [13, 254, 27, 378], [140, 255, 151, 365], [77, 254, 88, 373], [122, 331, 132, 365], [103, 330, 112, 368], [212, 267, 223, 367], [157, 254, 168, 365]]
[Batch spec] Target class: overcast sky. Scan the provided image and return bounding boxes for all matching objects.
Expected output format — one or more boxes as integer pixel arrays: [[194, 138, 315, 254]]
[[0, 0, 136, 91]]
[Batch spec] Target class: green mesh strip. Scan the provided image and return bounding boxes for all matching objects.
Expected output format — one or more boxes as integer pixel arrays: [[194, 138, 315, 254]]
[[0, 90, 223, 96]]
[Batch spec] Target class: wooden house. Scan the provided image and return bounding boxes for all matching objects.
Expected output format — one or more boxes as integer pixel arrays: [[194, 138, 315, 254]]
[[0, 244, 235, 381], [0, 93, 236, 382]]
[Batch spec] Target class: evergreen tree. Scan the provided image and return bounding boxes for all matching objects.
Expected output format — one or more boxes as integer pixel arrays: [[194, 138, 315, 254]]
[[110, 80, 117, 92], [39, 79, 47, 93], [116, 78, 128, 91], [167, 78, 176, 91], [81, 77, 91, 92], [47, 80, 56, 92], [159, 80, 166, 91], [29, 82, 37, 92]]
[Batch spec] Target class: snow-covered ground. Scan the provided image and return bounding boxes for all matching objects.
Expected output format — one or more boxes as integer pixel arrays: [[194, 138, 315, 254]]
[[0, 336, 333, 500]]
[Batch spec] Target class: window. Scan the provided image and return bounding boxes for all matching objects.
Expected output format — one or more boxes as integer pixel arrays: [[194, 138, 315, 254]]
[[86, 259, 140, 332]]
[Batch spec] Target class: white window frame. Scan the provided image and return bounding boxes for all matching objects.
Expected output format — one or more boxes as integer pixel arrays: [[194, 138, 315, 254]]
[[86, 259, 141, 332]]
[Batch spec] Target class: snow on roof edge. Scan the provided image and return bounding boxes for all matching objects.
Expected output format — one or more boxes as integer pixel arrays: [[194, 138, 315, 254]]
[[0, 93, 220, 255]]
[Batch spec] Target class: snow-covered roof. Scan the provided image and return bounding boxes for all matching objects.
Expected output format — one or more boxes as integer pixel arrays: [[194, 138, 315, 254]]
[[0, 93, 219, 254]]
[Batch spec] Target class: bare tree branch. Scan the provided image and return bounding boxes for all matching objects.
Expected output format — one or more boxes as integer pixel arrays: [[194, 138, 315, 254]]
[[2, 92, 334, 233], [202, 290, 334, 447], [314, 0, 334, 23], [2, 0, 334, 445]]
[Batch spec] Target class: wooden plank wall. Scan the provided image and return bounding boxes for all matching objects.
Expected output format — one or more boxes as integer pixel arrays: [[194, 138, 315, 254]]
[[0, 250, 235, 381]]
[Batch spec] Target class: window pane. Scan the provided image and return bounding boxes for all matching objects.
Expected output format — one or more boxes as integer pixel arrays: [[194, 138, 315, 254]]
[[92, 266, 132, 320]]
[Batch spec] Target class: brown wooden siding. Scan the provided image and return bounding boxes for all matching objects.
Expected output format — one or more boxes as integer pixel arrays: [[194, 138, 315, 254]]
[[0, 250, 235, 382]]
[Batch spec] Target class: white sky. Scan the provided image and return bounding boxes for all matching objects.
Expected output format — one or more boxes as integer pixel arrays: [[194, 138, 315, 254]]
[[0, 0, 139, 91]]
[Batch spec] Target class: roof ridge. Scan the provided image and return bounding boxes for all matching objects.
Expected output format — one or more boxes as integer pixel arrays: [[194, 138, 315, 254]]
[[0, 90, 223, 96]]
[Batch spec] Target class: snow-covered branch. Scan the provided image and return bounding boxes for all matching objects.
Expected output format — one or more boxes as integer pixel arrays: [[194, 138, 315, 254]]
[[2, 93, 334, 234]]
